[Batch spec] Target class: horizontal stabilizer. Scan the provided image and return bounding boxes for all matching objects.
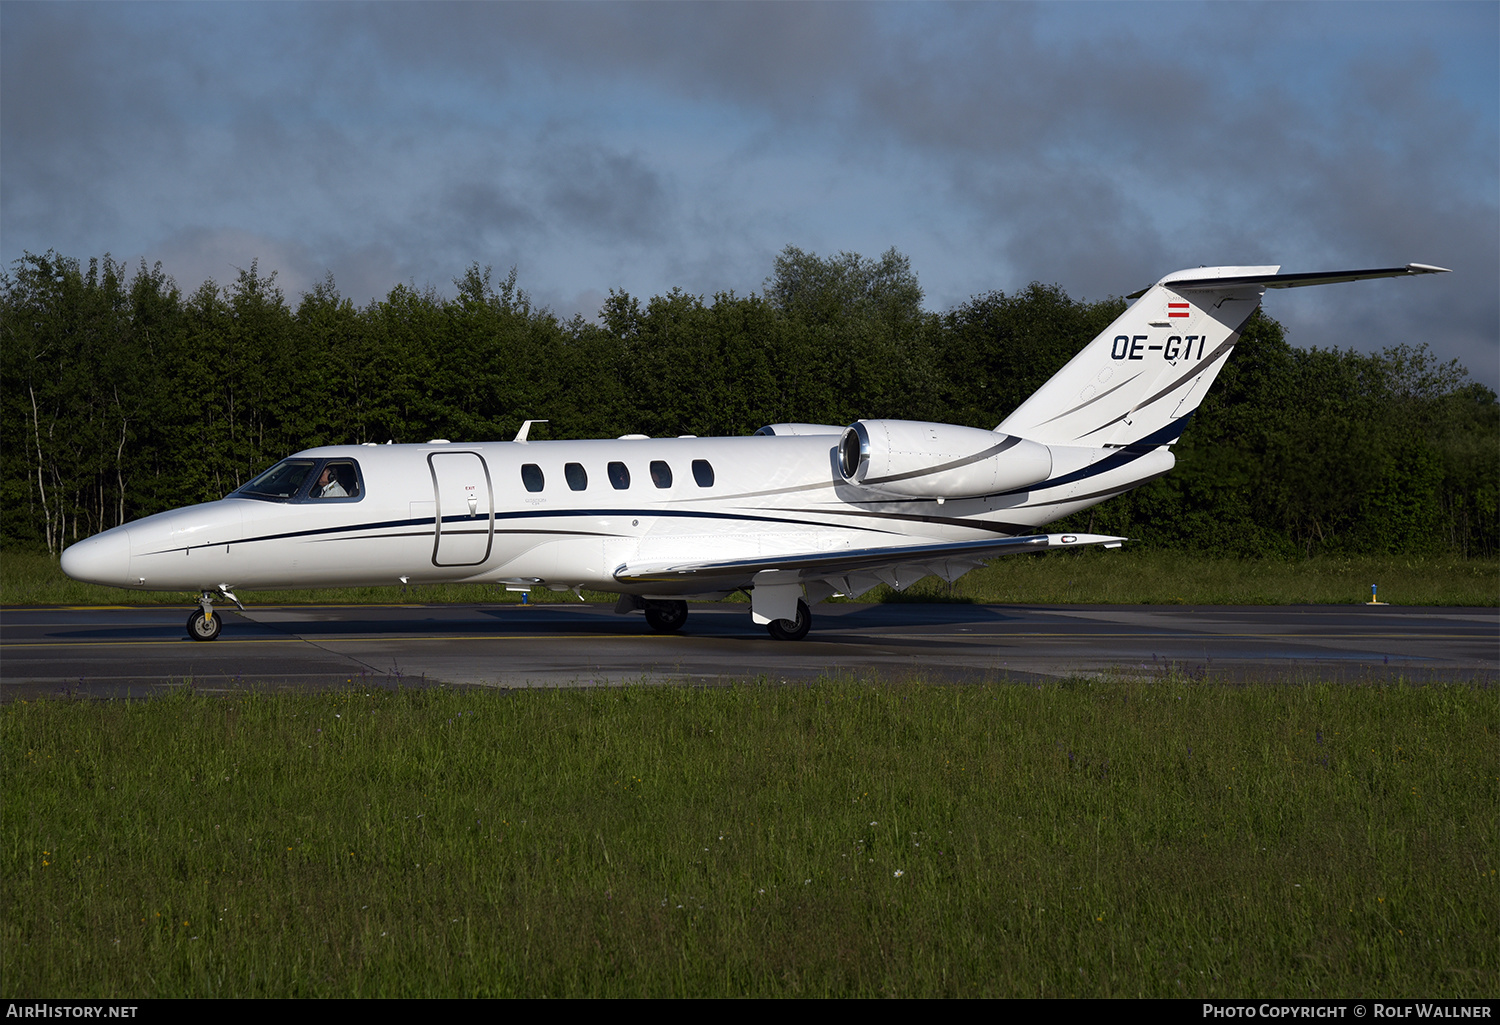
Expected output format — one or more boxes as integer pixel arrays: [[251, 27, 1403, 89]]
[[615, 532, 1127, 586], [1126, 263, 1449, 299]]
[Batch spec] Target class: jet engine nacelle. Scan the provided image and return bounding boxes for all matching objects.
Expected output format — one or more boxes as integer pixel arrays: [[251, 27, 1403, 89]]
[[838, 420, 1053, 499]]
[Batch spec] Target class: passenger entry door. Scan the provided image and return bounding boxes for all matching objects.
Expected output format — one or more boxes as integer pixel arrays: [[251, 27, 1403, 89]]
[[429, 451, 494, 566]]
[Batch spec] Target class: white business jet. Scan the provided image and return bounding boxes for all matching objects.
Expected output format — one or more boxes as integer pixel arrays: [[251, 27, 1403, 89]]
[[60, 262, 1448, 641]]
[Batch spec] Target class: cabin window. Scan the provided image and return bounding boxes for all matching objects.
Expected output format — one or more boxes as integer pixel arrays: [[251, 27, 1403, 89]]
[[521, 463, 544, 493], [565, 463, 588, 491], [311, 460, 361, 499], [692, 459, 715, 488], [608, 461, 630, 489], [649, 460, 672, 489]]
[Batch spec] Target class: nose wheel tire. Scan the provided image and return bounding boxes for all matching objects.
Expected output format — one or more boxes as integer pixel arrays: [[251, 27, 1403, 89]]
[[187, 610, 222, 642], [644, 600, 689, 634], [766, 599, 811, 641]]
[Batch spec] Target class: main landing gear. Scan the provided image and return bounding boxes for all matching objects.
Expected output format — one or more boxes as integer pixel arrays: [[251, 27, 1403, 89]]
[[766, 599, 811, 641], [619, 594, 814, 640], [187, 586, 241, 642], [643, 600, 689, 634]]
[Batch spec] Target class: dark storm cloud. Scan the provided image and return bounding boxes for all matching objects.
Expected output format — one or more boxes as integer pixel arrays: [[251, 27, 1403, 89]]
[[435, 180, 538, 248], [3, 4, 328, 251], [538, 145, 669, 242], [347, 1, 882, 113], [0, 5, 158, 241], [351, 3, 1492, 297], [332, 2, 1217, 298]]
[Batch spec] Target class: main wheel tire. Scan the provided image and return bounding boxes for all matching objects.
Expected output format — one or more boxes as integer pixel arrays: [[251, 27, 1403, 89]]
[[765, 599, 811, 641], [644, 600, 689, 634], [187, 609, 222, 642]]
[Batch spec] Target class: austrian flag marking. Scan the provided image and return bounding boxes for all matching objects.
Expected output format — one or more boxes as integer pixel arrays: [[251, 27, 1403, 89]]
[[1167, 301, 1191, 319]]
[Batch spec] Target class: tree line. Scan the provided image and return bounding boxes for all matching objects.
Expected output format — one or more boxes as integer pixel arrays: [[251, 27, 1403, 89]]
[[3, 247, 1494, 558]]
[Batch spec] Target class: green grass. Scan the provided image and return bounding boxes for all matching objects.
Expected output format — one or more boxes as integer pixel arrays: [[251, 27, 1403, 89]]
[[873, 550, 1499, 607], [3, 548, 1496, 607], [3, 678, 1496, 997]]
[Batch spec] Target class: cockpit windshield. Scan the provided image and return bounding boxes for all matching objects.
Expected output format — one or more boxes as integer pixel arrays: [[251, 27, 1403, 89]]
[[230, 458, 364, 502], [233, 459, 316, 500]]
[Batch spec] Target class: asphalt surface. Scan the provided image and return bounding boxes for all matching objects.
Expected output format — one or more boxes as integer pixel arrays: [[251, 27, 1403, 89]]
[[2, 600, 1495, 699]]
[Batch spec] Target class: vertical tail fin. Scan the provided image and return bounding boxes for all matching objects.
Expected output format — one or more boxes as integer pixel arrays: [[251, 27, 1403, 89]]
[[997, 263, 1450, 449], [997, 266, 1276, 448]]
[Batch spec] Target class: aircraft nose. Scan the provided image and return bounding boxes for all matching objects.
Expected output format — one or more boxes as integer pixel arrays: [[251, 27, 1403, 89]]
[[60, 528, 133, 586]]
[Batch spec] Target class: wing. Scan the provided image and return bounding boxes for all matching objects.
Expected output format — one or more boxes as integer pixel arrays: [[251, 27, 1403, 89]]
[[614, 532, 1126, 615]]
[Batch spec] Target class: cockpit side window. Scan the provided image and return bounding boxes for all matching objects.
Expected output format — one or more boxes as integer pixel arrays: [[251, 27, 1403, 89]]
[[311, 460, 361, 500]]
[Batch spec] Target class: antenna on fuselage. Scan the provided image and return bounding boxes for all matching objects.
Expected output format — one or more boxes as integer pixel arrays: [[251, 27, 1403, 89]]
[[514, 420, 549, 442]]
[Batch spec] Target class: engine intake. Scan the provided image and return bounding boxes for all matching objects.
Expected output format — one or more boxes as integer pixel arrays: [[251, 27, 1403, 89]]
[[839, 420, 1053, 499]]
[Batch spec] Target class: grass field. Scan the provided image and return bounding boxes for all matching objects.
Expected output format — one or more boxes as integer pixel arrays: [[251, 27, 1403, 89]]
[[3, 548, 1496, 607], [3, 677, 1495, 998]]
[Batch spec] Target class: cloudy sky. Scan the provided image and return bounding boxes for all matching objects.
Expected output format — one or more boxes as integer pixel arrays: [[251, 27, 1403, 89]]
[[3, 1, 1496, 386]]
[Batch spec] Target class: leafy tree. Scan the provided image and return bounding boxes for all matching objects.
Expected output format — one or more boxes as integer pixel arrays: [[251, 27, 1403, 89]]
[[765, 245, 926, 335]]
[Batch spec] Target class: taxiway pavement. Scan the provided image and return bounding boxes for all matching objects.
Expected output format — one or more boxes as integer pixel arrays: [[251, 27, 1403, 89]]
[[2, 601, 1495, 699]]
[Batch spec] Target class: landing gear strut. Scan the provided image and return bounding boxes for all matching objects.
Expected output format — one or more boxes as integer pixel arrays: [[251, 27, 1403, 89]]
[[644, 600, 689, 634], [186, 586, 241, 642], [766, 599, 811, 641]]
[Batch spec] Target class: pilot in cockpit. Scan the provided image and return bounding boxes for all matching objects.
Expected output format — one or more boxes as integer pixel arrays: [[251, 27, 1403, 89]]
[[314, 462, 358, 499]]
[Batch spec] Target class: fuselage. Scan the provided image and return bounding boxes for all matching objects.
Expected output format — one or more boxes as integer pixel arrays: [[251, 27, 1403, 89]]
[[58, 431, 1169, 597]]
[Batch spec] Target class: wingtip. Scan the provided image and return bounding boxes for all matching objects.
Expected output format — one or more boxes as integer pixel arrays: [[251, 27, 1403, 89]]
[[1046, 533, 1129, 548]]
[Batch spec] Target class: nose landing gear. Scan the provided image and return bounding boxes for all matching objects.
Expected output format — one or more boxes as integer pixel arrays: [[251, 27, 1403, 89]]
[[187, 606, 222, 641], [187, 586, 242, 642]]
